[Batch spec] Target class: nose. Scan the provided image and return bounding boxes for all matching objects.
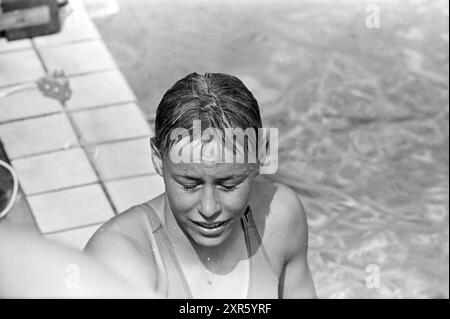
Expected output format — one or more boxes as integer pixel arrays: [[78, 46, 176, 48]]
[[198, 185, 221, 221]]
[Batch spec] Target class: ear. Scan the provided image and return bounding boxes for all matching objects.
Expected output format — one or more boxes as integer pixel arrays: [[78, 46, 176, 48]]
[[150, 137, 163, 176]]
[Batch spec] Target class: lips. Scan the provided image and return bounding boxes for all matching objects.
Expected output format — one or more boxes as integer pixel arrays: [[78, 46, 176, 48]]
[[191, 219, 230, 229]]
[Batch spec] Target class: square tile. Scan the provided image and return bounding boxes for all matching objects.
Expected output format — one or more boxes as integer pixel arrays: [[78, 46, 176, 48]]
[[33, 10, 101, 47], [38, 40, 116, 76], [0, 113, 78, 159], [0, 38, 32, 53], [28, 183, 113, 233], [12, 148, 98, 195], [44, 224, 102, 251], [0, 50, 44, 87], [72, 103, 152, 144], [0, 88, 62, 123], [65, 70, 136, 110], [87, 138, 155, 181], [105, 174, 165, 213]]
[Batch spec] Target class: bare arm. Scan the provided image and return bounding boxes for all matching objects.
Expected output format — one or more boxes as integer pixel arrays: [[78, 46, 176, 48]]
[[273, 185, 317, 298], [280, 224, 316, 299], [0, 223, 151, 298], [84, 219, 161, 296]]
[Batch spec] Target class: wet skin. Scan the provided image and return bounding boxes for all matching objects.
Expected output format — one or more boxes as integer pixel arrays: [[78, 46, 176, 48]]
[[84, 139, 317, 298], [150, 132, 262, 269], [163, 160, 258, 246]]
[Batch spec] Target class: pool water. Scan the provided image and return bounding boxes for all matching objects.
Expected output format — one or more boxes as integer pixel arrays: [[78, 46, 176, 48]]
[[91, 0, 449, 298]]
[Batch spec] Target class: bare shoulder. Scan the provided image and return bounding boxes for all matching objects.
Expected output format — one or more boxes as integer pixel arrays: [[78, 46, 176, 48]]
[[85, 204, 149, 252], [251, 177, 309, 263], [84, 203, 158, 290]]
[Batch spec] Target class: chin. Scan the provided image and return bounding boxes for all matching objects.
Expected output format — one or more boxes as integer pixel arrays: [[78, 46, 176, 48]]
[[193, 236, 225, 247], [188, 227, 232, 247]]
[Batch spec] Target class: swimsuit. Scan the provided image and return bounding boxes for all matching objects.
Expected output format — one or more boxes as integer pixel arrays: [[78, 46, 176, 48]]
[[138, 202, 279, 298]]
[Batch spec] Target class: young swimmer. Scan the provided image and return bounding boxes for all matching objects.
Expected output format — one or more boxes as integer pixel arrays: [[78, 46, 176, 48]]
[[84, 73, 316, 298]]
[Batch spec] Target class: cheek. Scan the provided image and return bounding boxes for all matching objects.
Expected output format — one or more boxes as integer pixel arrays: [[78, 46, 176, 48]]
[[220, 183, 253, 215], [164, 178, 198, 216], [164, 175, 254, 217]]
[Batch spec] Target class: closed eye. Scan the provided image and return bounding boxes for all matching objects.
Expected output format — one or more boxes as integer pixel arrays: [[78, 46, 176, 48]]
[[220, 184, 239, 192], [181, 184, 201, 193]]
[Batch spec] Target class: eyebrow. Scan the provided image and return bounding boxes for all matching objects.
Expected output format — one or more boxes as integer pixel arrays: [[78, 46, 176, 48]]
[[174, 173, 247, 182], [175, 175, 203, 182]]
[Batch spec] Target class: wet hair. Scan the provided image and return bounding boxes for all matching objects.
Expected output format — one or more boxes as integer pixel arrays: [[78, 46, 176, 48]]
[[153, 72, 263, 157]]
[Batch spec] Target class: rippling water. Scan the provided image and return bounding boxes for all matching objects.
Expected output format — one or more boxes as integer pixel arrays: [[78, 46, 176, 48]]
[[93, 0, 449, 298]]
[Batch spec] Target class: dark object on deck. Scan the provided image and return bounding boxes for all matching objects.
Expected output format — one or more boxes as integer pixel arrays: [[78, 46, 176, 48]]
[[0, 0, 68, 41], [36, 70, 72, 103]]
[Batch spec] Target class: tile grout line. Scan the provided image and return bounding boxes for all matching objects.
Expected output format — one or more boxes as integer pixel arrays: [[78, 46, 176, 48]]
[[9, 134, 153, 161], [31, 40, 48, 73], [30, 40, 120, 216], [64, 107, 120, 215], [0, 110, 63, 125], [26, 181, 98, 197], [0, 100, 140, 125], [3, 14, 158, 237], [25, 172, 160, 198], [33, 37, 102, 50], [0, 37, 101, 57], [0, 47, 33, 55], [43, 221, 105, 236], [0, 67, 119, 90]]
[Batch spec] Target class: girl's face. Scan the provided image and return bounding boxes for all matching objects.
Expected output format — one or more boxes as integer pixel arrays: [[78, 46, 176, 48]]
[[161, 158, 258, 247]]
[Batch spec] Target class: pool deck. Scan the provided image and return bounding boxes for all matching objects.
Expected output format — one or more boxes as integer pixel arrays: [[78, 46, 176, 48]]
[[0, 8, 165, 250], [1, 0, 448, 299]]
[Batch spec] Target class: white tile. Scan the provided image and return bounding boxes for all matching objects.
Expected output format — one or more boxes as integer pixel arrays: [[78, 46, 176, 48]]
[[38, 40, 116, 76], [65, 70, 136, 110], [105, 174, 165, 212], [45, 224, 102, 251], [87, 138, 156, 180], [0, 113, 78, 159], [28, 183, 113, 233], [72, 103, 151, 144], [0, 50, 44, 87], [12, 148, 98, 195], [33, 10, 101, 47], [0, 88, 62, 123], [0, 38, 32, 53]]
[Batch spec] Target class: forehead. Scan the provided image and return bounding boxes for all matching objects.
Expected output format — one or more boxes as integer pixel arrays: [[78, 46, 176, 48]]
[[164, 160, 256, 179]]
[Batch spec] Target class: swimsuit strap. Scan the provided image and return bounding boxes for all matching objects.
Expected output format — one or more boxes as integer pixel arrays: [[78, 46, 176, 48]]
[[143, 202, 194, 299], [242, 206, 278, 277], [240, 207, 254, 298], [142, 203, 270, 299]]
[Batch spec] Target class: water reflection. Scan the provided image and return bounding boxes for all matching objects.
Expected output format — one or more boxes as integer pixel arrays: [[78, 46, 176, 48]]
[[93, 0, 449, 298]]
